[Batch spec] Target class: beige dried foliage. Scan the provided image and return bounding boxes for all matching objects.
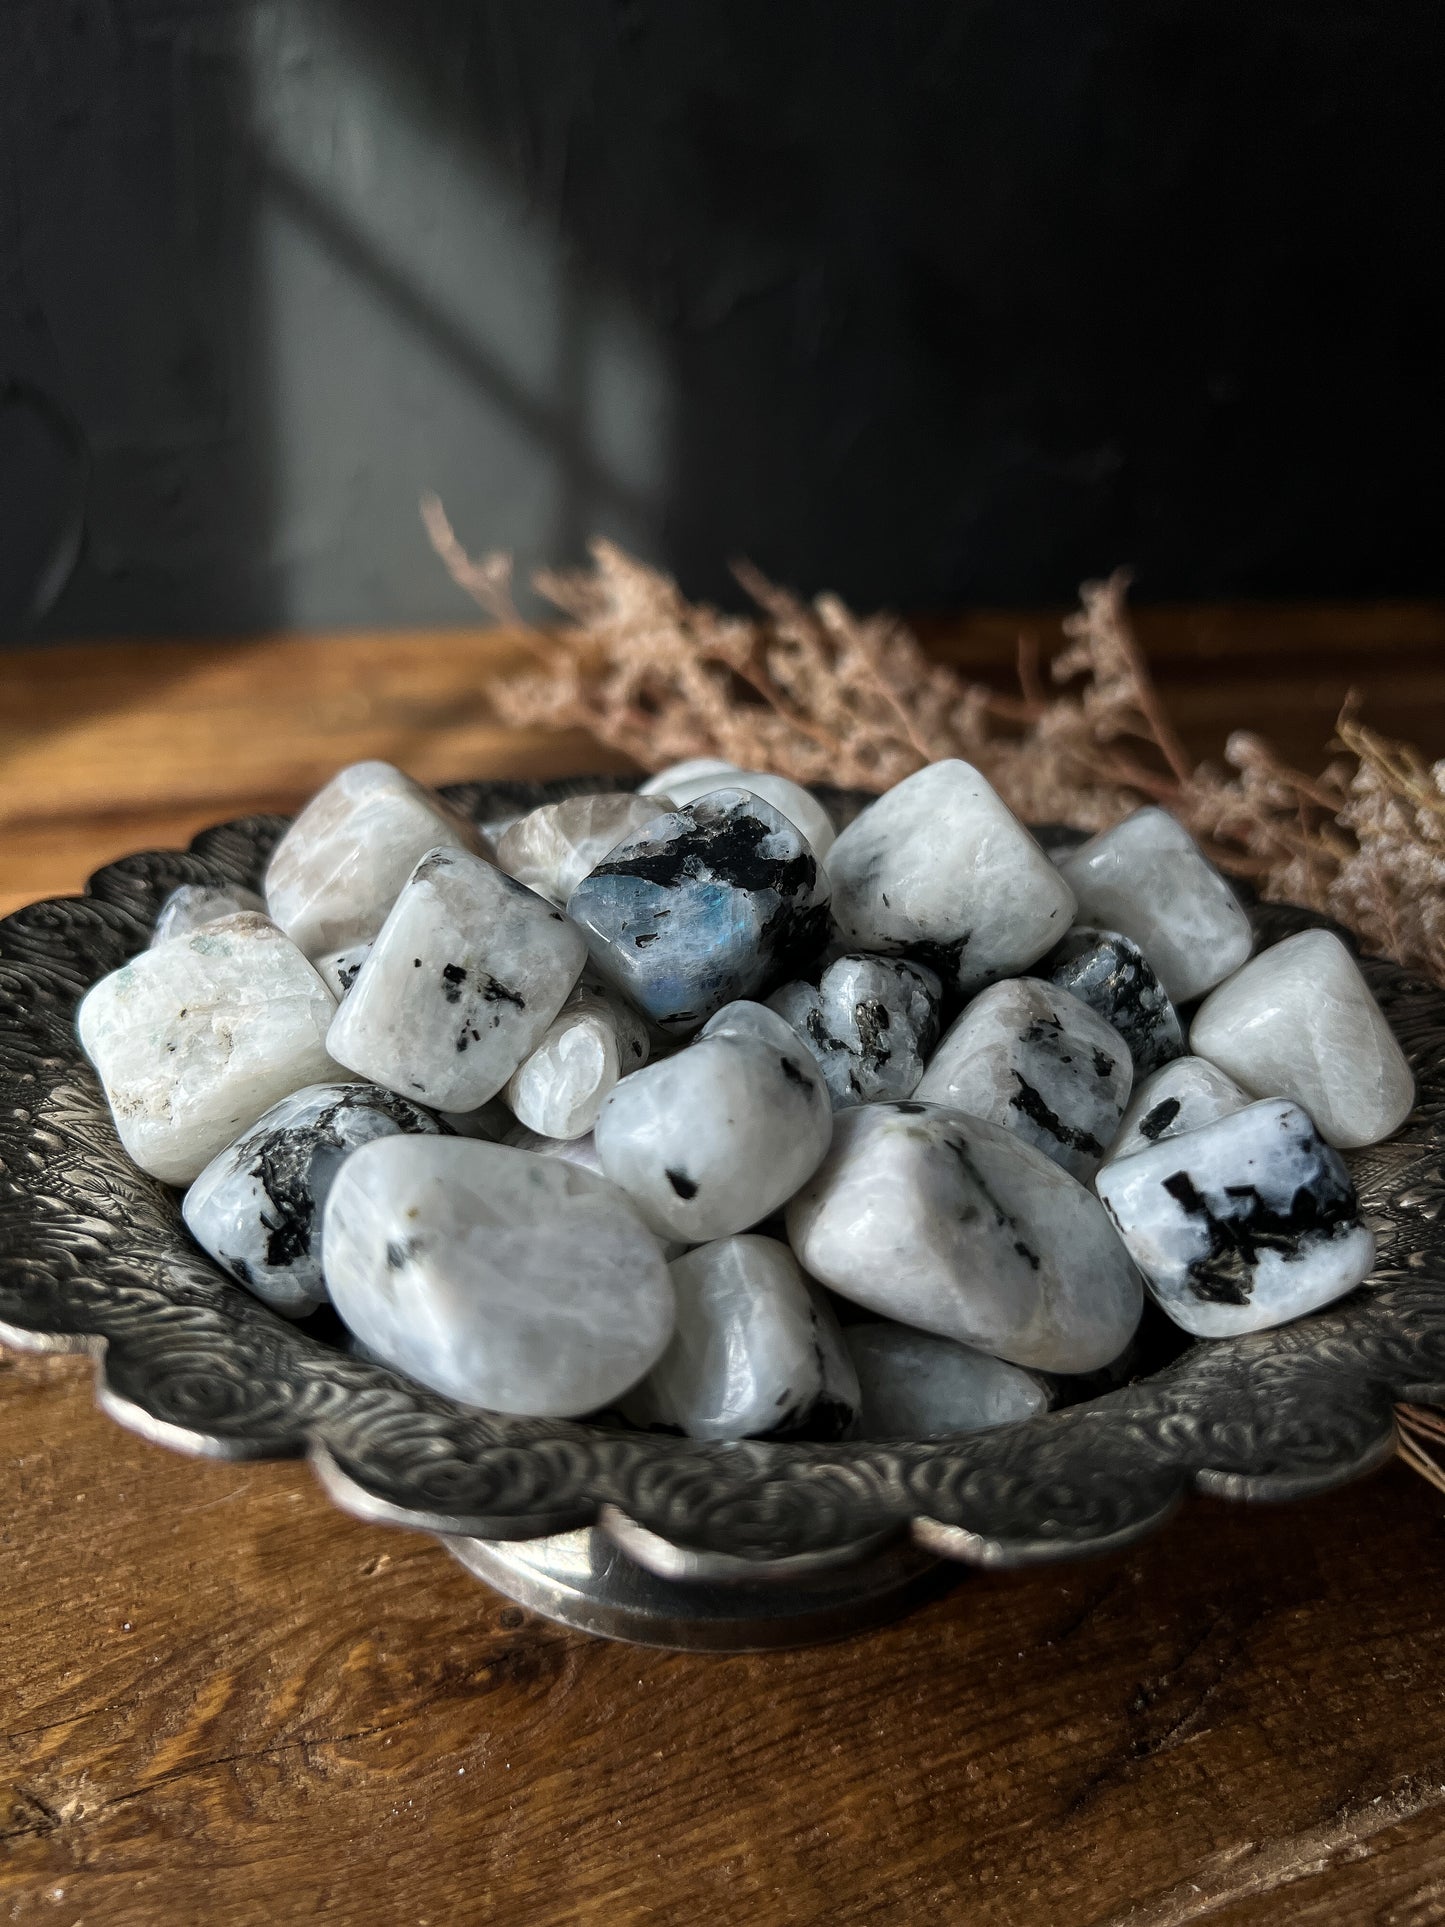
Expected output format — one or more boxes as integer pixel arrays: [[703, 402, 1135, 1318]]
[[423, 493, 1445, 986]]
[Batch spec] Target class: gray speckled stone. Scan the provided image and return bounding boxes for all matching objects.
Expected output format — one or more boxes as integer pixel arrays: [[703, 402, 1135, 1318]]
[[265, 760, 485, 959], [327, 846, 587, 1112], [844, 1323, 1051, 1439], [322, 1135, 675, 1417], [641, 763, 837, 858], [1109, 1055, 1250, 1161], [314, 941, 371, 1000], [1057, 808, 1253, 1003], [1041, 925, 1183, 1075], [153, 882, 267, 945], [78, 913, 341, 1185], [768, 953, 941, 1107], [1095, 1097, 1376, 1337], [621, 1235, 859, 1440], [914, 977, 1132, 1180], [1190, 927, 1415, 1149], [595, 1001, 833, 1243], [785, 1100, 1143, 1372], [824, 760, 1076, 992], [183, 1081, 445, 1315], [567, 790, 831, 1034]]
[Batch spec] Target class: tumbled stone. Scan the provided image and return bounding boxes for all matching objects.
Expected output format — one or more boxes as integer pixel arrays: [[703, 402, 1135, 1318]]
[[183, 1081, 445, 1315], [78, 913, 340, 1185], [638, 758, 734, 796], [914, 978, 1132, 1180], [824, 760, 1075, 992], [1095, 1097, 1376, 1337], [314, 942, 371, 1000], [327, 847, 586, 1112], [1110, 1055, 1250, 1161], [595, 1001, 832, 1242], [264, 760, 484, 959], [567, 790, 831, 1033], [322, 1136, 674, 1416], [496, 792, 673, 906], [1057, 808, 1253, 1003], [769, 954, 941, 1107], [785, 1101, 1142, 1372], [1189, 928, 1415, 1149], [505, 980, 649, 1140], [844, 1322, 1051, 1439], [621, 1235, 859, 1440], [1041, 925, 1183, 1074], [643, 764, 836, 859], [153, 882, 266, 945]]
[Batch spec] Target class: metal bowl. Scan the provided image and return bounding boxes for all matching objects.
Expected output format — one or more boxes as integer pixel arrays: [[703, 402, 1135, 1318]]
[[2, 780, 1442, 1650]]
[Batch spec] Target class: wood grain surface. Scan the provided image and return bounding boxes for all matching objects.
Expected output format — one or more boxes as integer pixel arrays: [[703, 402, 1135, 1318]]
[[2, 610, 1445, 1926]]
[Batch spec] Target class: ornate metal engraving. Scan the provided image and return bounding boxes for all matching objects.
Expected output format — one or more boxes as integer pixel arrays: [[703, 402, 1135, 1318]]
[[0, 783, 1440, 1579]]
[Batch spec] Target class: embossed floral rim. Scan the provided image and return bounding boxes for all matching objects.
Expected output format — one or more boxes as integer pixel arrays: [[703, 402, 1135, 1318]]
[[0, 780, 1442, 1579]]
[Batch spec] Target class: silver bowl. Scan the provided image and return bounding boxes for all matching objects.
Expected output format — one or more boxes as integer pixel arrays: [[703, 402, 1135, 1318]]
[[1, 779, 1442, 1650]]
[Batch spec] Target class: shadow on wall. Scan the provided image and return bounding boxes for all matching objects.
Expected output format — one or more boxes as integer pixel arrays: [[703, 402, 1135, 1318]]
[[3, 0, 1444, 642]]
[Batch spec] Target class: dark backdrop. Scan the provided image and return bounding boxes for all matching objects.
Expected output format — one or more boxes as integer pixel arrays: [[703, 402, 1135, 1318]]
[[2, 0, 1442, 640]]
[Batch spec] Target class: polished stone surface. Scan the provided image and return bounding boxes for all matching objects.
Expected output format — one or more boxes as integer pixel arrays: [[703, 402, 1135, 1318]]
[[152, 881, 267, 945], [642, 763, 837, 858], [914, 977, 1132, 1179], [1190, 927, 1416, 1149], [595, 1000, 833, 1242], [264, 760, 484, 959], [322, 1136, 675, 1417], [314, 942, 371, 1000], [1095, 1097, 1376, 1337], [183, 1081, 444, 1315], [496, 792, 673, 906], [824, 760, 1076, 992], [621, 1234, 859, 1440], [768, 953, 941, 1107], [844, 1322, 1051, 1439], [1109, 1055, 1250, 1161], [1041, 924, 1183, 1074], [786, 1100, 1143, 1372], [567, 790, 831, 1033], [505, 980, 649, 1140], [78, 913, 341, 1186], [1057, 808, 1254, 1003], [327, 847, 587, 1112]]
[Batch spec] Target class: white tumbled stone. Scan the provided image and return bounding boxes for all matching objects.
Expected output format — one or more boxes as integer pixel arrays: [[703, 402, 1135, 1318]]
[[649, 767, 837, 859], [322, 1136, 675, 1417], [78, 913, 340, 1185], [769, 953, 941, 1108], [914, 977, 1132, 1179], [264, 760, 484, 959], [495, 792, 673, 906], [505, 980, 649, 1140], [1095, 1097, 1376, 1337], [1109, 1055, 1250, 1161], [183, 1081, 444, 1316], [327, 847, 586, 1112], [595, 1001, 832, 1243], [844, 1322, 1051, 1439], [824, 759, 1075, 992], [638, 758, 735, 796], [785, 1100, 1143, 1373], [1189, 928, 1414, 1149], [621, 1235, 859, 1440], [314, 941, 371, 1000], [1057, 807, 1253, 1003], [152, 882, 267, 945]]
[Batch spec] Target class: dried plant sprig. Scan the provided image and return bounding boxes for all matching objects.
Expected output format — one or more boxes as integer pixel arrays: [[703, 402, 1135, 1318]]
[[424, 497, 1445, 986]]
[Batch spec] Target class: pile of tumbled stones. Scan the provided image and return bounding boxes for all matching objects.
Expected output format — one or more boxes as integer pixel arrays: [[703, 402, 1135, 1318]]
[[77, 755, 1415, 1444]]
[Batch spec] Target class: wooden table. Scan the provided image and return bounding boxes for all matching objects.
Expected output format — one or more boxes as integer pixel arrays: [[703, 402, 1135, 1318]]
[[3, 610, 1445, 1926]]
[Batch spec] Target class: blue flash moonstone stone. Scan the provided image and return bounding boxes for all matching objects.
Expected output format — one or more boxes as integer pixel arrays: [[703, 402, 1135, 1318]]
[[565, 789, 832, 1033], [1041, 924, 1184, 1074]]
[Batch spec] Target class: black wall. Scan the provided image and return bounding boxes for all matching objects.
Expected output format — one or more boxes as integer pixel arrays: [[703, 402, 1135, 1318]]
[[3, 1, 1442, 639]]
